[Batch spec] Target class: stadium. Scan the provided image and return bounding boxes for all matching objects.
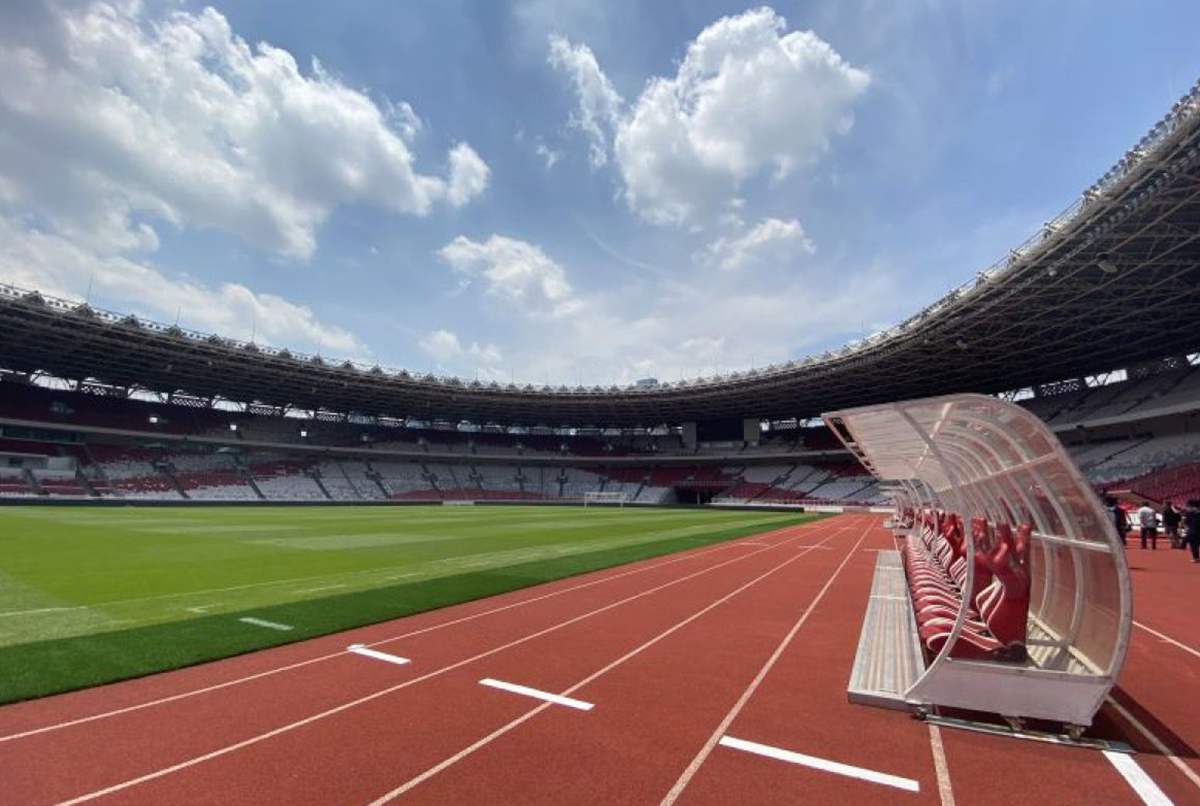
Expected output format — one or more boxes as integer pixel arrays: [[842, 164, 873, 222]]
[[3, 4, 1200, 806]]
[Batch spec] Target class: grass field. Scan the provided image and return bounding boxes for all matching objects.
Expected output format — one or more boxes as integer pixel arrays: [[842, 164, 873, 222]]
[[0, 504, 820, 704]]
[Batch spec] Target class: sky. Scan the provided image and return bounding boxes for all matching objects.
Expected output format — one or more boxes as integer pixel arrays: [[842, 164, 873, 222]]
[[1, 1, 1198, 388]]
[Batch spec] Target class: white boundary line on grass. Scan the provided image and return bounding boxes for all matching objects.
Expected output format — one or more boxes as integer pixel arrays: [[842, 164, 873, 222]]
[[40, 523, 847, 806], [1, 523, 820, 744], [238, 617, 293, 632]]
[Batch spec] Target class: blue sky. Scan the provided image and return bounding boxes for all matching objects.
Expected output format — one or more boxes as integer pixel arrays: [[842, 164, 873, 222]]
[[1, 1, 1198, 387]]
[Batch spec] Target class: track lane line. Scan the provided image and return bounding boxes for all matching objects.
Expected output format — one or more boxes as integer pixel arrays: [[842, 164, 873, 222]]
[[927, 723, 956, 806], [1104, 750, 1177, 806], [1133, 621, 1200, 662], [478, 679, 593, 711], [1106, 696, 1200, 793], [716, 735, 920, 792], [38, 522, 849, 806], [358, 519, 868, 805], [1, 521, 819, 744], [658, 521, 873, 806], [347, 645, 411, 666]]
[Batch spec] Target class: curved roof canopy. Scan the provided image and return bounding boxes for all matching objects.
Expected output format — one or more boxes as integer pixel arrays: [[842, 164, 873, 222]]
[[3, 80, 1200, 427]]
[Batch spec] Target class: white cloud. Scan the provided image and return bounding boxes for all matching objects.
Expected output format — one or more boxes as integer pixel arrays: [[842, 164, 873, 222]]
[[0, 1, 489, 260], [418, 328, 503, 371], [700, 217, 815, 271], [446, 143, 491, 207], [418, 329, 464, 363], [0, 214, 366, 356], [438, 234, 581, 318], [549, 8, 869, 226], [422, 225, 907, 388], [547, 35, 623, 168], [534, 142, 561, 170], [679, 336, 725, 361]]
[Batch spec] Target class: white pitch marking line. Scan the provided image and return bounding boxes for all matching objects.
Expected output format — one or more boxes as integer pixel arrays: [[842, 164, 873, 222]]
[[479, 678, 594, 711], [1134, 621, 1200, 661], [297, 584, 349, 595], [1104, 749, 1177, 806], [186, 604, 222, 614], [347, 644, 411, 666], [0, 606, 75, 618], [238, 617, 293, 631], [718, 736, 920, 793]]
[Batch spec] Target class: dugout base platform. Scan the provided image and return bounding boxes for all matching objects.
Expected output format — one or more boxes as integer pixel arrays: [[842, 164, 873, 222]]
[[847, 550, 924, 711]]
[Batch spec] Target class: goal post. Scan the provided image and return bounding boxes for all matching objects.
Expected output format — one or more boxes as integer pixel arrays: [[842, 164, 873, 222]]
[[583, 490, 629, 507]]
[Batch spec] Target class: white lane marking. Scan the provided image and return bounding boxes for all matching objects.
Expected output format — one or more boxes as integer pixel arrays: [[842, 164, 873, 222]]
[[40, 523, 849, 805], [717, 736, 919, 793], [658, 521, 874, 806], [1107, 697, 1200, 792], [238, 617, 293, 632], [363, 522, 862, 805], [348, 645, 411, 666], [927, 723, 956, 806], [1104, 749, 1177, 806], [0, 529, 765, 744], [1134, 621, 1200, 661], [739, 542, 771, 547], [297, 584, 349, 595], [479, 678, 594, 711]]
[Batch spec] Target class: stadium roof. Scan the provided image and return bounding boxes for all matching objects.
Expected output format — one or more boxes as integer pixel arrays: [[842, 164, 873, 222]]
[[3, 79, 1200, 428]]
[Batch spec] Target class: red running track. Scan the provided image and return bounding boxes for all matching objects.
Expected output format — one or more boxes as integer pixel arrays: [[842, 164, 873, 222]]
[[1, 513, 1199, 806]]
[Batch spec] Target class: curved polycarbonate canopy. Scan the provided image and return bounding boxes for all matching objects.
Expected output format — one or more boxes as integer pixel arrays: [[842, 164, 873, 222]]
[[826, 394, 1131, 726]]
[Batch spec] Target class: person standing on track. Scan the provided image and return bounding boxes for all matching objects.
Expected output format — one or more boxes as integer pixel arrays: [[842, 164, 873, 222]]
[[1137, 501, 1159, 550], [1183, 499, 1200, 564], [1106, 496, 1128, 547], [1162, 501, 1182, 549]]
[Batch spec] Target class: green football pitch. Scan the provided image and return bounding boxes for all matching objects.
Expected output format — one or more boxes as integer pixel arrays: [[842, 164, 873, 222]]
[[0, 504, 820, 704]]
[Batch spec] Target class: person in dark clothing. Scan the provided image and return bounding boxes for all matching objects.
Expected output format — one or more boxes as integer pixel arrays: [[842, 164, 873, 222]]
[[1183, 500, 1200, 563], [1163, 501, 1183, 548], [1106, 496, 1128, 547]]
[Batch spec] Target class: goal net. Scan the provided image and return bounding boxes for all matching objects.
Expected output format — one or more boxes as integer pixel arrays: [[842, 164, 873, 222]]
[[583, 490, 629, 507]]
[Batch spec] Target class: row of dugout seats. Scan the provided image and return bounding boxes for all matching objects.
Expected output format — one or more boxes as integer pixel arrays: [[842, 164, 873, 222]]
[[902, 510, 1031, 662]]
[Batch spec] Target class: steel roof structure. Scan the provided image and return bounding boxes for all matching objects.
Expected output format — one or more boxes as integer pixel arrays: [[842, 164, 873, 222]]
[[3, 79, 1200, 428]]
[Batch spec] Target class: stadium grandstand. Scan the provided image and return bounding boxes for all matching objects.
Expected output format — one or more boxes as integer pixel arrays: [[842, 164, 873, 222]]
[[4, 8, 1200, 806], [3, 69, 1200, 508]]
